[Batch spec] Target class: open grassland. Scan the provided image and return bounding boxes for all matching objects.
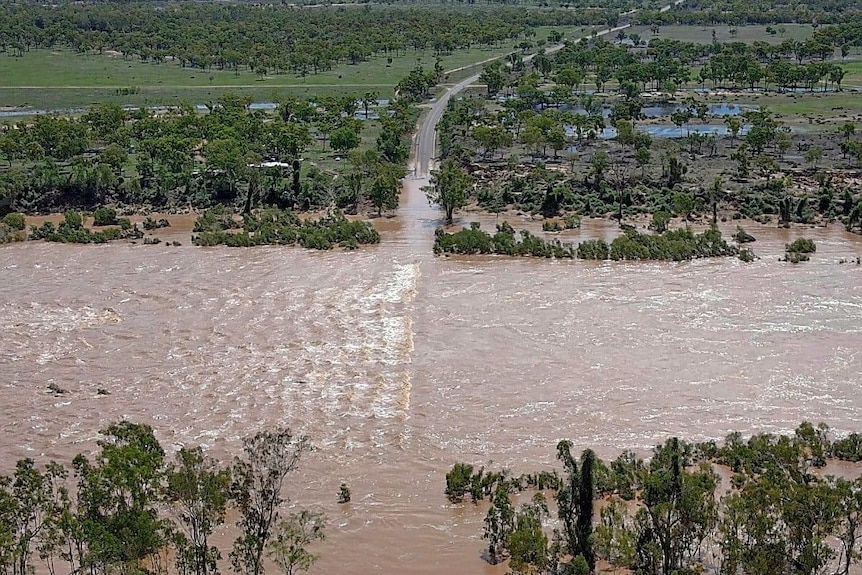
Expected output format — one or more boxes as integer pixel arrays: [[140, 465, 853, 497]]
[[0, 86, 394, 118], [628, 23, 815, 44], [0, 26, 579, 110]]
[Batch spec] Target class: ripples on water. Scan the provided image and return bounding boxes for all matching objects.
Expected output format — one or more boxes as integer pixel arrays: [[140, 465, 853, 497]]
[[1, 223, 861, 574]]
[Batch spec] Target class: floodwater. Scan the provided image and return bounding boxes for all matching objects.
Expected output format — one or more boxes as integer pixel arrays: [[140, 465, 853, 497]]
[[2, 178, 862, 574]]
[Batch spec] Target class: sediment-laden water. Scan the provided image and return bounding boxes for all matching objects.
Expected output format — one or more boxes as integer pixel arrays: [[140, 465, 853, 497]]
[[2, 179, 861, 573]]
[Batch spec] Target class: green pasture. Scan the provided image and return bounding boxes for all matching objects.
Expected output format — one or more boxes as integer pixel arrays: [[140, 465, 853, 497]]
[[0, 26, 581, 110], [627, 23, 814, 45]]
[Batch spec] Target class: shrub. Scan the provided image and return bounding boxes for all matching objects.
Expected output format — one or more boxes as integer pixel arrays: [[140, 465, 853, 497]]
[[2, 213, 25, 231], [577, 239, 610, 260], [738, 248, 756, 262], [143, 217, 171, 230], [64, 210, 83, 230], [832, 433, 862, 462], [445, 463, 475, 503], [733, 226, 756, 243], [786, 238, 816, 254], [93, 207, 118, 226]]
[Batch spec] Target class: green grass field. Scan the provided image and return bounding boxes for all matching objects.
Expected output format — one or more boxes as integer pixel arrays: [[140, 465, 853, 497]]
[[627, 23, 814, 45], [0, 26, 581, 110]]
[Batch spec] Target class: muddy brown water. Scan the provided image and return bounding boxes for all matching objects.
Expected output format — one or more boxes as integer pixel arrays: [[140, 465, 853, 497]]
[[2, 178, 862, 574]]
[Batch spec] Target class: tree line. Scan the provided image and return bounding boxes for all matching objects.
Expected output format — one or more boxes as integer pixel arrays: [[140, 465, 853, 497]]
[[446, 422, 862, 575], [0, 2, 607, 75], [0, 422, 326, 575], [634, 0, 861, 27]]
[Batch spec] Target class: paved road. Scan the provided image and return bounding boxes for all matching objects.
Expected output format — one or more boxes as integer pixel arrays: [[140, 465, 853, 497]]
[[412, 0, 686, 177]]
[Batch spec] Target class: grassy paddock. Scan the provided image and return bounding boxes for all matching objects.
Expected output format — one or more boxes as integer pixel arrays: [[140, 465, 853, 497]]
[[0, 86, 396, 114], [0, 26, 584, 110], [627, 23, 815, 45]]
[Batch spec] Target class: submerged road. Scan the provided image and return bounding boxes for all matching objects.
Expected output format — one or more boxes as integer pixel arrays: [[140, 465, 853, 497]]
[[412, 0, 686, 177]]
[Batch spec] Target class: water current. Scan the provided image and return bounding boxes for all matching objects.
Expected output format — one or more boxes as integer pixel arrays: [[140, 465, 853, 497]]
[[2, 178, 862, 573]]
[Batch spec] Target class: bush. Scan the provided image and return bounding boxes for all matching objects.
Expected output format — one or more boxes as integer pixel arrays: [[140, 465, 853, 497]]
[[733, 226, 756, 243], [143, 217, 171, 230], [785, 251, 810, 263], [786, 238, 816, 254], [577, 239, 610, 260], [563, 214, 581, 229], [64, 210, 83, 230], [738, 248, 756, 262], [434, 222, 575, 258], [649, 211, 671, 233], [607, 226, 737, 262], [832, 433, 862, 462], [93, 207, 118, 226], [445, 463, 475, 503], [2, 213, 25, 231], [30, 217, 142, 244]]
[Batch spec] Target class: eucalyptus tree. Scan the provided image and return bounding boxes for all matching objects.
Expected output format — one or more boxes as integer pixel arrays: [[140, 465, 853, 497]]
[[230, 429, 310, 575], [426, 159, 474, 225], [166, 448, 232, 575]]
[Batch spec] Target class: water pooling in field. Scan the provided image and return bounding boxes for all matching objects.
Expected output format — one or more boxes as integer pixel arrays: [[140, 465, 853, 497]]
[[2, 188, 862, 574]]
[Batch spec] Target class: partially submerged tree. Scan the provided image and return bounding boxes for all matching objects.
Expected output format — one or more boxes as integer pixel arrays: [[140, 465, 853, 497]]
[[230, 430, 310, 575], [426, 159, 474, 225]]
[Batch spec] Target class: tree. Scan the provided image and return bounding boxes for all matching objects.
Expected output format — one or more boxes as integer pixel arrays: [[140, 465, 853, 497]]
[[361, 92, 378, 119], [230, 429, 310, 575], [636, 438, 718, 575], [369, 168, 401, 216], [833, 478, 862, 575], [577, 450, 596, 570], [205, 138, 246, 197], [593, 498, 636, 574], [724, 116, 742, 142], [805, 146, 824, 168], [330, 127, 361, 155], [73, 421, 169, 575], [165, 447, 231, 575], [0, 459, 64, 575], [590, 151, 609, 192], [484, 484, 514, 564], [546, 126, 567, 158], [507, 495, 549, 575], [472, 125, 512, 159], [267, 511, 325, 575], [426, 159, 473, 225], [479, 64, 505, 98], [649, 211, 671, 233], [673, 192, 695, 228], [555, 441, 596, 571], [636, 146, 651, 178]]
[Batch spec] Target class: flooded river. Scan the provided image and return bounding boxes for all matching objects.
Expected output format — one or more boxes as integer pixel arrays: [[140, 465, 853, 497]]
[[2, 178, 862, 573]]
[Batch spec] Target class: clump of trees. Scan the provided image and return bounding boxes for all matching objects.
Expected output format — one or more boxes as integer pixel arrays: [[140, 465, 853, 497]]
[[0, 423, 325, 575], [192, 207, 380, 250], [434, 222, 743, 261], [433, 222, 576, 258], [446, 422, 862, 575], [0, 94, 414, 218]]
